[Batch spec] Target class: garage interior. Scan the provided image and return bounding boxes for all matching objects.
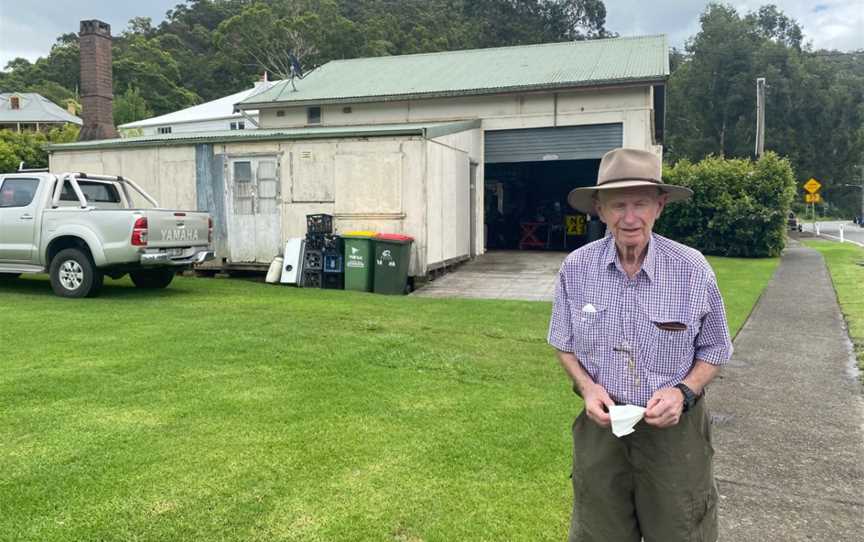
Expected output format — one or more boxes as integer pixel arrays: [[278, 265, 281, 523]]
[[483, 124, 621, 251]]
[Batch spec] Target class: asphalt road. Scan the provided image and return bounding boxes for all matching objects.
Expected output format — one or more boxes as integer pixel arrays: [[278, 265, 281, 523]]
[[802, 220, 864, 246]]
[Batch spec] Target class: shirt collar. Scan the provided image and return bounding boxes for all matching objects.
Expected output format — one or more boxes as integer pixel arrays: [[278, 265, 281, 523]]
[[603, 233, 657, 283]]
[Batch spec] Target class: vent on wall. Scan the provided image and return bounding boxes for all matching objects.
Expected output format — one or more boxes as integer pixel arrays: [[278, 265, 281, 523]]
[[276, 110, 285, 117], [342, 106, 352, 114]]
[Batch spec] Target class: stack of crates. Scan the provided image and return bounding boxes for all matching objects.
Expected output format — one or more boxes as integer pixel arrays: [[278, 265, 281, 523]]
[[303, 214, 342, 289], [322, 238, 344, 289]]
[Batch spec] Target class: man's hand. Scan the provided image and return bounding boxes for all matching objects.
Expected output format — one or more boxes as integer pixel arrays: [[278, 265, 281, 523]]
[[644, 387, 684, 428], [582, 382, 616, 427]]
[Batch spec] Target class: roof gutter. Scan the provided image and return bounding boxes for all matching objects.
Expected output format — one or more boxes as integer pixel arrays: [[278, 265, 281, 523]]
[[47, 127, 432, 153]]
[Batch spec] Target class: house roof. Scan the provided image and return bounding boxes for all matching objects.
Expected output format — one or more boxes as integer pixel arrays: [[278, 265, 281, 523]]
[[119, 82, 277, 129], [0, 93, 82, 124], [47, 119, 481, 152], [239, 35, 669, 108]]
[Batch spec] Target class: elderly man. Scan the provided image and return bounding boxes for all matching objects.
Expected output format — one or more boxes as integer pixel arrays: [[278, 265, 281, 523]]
[[548, 148, 733, 542]]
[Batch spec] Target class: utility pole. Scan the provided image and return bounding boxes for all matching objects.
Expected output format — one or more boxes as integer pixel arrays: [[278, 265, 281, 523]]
[[846, 164, 864, 226], [755, 78, 766, 158]]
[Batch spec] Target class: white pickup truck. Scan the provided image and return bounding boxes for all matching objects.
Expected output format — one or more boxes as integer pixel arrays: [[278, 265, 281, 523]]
[[0, 171, 213, 297]]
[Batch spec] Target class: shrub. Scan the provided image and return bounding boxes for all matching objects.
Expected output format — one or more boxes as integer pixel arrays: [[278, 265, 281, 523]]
[[656, 152, 796, 257], [0, 125, 80, 173]]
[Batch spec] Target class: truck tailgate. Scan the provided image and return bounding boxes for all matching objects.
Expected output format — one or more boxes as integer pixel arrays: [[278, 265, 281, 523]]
[[145, 210, 210, 247]]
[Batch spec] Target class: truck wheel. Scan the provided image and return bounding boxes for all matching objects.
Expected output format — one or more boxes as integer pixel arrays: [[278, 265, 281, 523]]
[[130, 269, 176, 289], [49, 248, 103, 298]]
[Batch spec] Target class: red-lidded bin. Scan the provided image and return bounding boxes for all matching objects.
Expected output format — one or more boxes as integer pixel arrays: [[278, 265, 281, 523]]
[[373, 233, 414, 295]]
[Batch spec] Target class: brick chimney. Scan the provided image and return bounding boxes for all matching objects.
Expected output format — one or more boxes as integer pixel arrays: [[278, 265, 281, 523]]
[[78, 20, 118, 140]]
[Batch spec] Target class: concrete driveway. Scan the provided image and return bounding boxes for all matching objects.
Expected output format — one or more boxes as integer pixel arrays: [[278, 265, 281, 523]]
[[412, 250, 567, 302]]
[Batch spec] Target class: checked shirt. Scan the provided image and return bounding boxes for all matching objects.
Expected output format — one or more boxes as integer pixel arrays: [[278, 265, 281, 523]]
[[548, 233, 733, 407]]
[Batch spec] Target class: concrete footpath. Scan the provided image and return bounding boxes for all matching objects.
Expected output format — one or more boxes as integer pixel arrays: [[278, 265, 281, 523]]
[[711, 241, 864, 541]]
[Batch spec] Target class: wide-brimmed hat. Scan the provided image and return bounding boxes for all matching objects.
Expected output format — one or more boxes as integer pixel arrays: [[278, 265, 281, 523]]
[[567, 148, 692, 214]]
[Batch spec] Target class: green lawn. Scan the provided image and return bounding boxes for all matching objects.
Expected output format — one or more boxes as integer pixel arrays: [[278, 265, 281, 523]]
[[803, 240, 864, 372], [0, 256, 776, 541]]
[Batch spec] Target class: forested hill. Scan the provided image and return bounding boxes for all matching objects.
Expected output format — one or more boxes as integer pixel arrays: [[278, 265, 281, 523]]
[[1, 1, 862, 215]]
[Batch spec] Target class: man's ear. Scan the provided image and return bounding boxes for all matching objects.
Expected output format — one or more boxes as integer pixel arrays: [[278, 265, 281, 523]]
[[594, 198, 607, 224], [655, 192, 668, 218]]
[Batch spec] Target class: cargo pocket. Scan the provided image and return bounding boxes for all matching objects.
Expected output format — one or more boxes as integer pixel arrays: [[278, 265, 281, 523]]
[[691, 484, 719, 542]]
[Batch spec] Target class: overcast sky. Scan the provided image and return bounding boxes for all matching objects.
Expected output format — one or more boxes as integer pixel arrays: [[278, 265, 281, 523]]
[[1, 0, 862, 69]]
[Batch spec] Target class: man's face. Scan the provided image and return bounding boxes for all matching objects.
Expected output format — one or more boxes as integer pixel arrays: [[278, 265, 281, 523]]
[[595, 187, 667, 251]]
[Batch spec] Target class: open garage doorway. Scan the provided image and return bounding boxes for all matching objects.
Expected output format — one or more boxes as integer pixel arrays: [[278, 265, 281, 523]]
[[483, 123, 620, 251], [484, 159, 603, 251]]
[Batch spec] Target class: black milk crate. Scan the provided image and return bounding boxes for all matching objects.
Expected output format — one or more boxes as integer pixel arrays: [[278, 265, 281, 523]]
[[301, 270, 323, 288], [303, 249, 323, 271], [322, 273, 344, 290], [306, 214, 334, 234], [322, 234, 341, 252], [305, 233, 326, 251], [323, 252, 343, 273]]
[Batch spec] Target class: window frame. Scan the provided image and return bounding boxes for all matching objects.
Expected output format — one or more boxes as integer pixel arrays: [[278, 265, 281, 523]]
[[306, 106, 322, 125], [0, 177, 40, 208]]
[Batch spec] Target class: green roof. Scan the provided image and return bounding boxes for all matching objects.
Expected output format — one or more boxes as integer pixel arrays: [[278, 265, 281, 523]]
[[241, 35, 668, 108], [47, 120, 481, 152]]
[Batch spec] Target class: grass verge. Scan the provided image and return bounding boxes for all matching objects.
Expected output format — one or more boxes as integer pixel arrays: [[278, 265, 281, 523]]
[[0, 255, 775, 541], [803, 241, 864, 373]]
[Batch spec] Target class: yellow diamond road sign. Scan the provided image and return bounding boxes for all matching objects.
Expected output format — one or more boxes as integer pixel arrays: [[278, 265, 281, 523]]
[[804, 178, 822, 194]]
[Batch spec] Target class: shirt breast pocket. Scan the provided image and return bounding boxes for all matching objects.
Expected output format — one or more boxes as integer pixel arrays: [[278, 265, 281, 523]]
[[648, 313, 699, 376], [572, 302, 609, 360]]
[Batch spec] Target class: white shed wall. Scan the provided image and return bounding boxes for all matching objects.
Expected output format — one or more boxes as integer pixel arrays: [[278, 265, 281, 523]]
[[49, 146, 198, 210], [49, 134, 455, 276], [259, 86, 657, 151]]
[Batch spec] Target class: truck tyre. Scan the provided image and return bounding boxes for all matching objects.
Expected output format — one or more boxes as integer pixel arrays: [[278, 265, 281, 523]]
[[130, 269, 176, 289], [49, 248, 103, 298]]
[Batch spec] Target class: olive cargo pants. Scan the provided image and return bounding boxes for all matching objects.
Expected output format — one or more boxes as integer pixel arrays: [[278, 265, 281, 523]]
[[568, 399, 718, 542]]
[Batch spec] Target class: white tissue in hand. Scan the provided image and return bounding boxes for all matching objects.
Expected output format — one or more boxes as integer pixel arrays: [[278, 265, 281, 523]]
[[609, 405, 646, 437]]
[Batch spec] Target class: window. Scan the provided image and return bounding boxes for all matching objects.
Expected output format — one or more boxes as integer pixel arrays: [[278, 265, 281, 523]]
[[0, 178, 39, 207], [10, 96, 20, 110], [158, 126, 172, 134], [307, 106, 321, 125], [230, 121, 245, 131], [60, 180, 121, 203], [233, 161, 253, 183]]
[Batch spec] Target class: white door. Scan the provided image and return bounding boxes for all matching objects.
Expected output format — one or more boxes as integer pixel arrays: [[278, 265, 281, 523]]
[[228, 157, 282, 263]]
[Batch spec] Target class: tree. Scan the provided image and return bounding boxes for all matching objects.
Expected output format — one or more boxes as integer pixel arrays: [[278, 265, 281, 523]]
[[666, 3, 864, 217], [113, 86, 153, 125], [112, 35, 199, 115]]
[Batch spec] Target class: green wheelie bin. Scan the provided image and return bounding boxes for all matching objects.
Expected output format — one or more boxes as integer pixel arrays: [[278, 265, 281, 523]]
[[343, 231, 376, 292], [373, 233, 414, 295]]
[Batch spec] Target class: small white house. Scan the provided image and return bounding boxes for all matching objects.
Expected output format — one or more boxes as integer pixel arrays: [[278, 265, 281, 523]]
[[118, 79, 276, 137], [50, 36, 669, 277]]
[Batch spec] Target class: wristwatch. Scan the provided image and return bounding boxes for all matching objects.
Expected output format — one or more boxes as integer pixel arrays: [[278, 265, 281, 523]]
[[675, 383, 697, 412]]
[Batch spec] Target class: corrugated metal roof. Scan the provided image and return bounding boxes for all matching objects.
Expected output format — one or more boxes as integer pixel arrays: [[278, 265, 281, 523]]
[[0, 93, 82, 124], [47, 120, 481, 152], [240, 35, 668, 107], [119, 81, 277, 129]]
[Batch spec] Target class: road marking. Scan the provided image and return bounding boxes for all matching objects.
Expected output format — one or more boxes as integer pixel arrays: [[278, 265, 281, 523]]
[[819, 234, 864, 248]]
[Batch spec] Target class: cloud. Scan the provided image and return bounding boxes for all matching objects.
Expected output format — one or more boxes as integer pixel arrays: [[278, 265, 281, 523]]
[[0, 0, 177, 68]]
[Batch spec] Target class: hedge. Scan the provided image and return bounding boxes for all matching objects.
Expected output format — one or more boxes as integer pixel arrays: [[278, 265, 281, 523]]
[[655, 152, 796, 257]]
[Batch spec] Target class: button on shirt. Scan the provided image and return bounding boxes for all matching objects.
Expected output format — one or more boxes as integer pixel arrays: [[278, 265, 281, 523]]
[[548, 233, 733, 407]]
